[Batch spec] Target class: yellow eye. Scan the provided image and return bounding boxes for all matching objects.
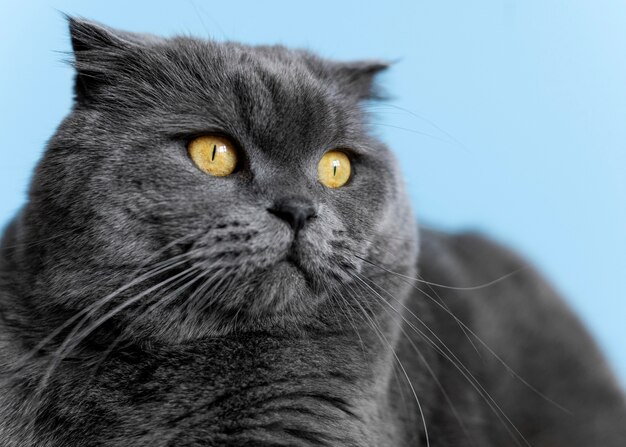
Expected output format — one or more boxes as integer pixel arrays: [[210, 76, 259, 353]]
[[188, 135, 238, 176], [318, 150, 351, 188]]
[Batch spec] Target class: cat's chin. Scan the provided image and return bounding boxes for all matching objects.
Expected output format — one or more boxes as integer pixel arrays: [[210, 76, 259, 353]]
[[245, 258, 318, 314], [274, 258, 308, 282], [146, 258, 324, 340]]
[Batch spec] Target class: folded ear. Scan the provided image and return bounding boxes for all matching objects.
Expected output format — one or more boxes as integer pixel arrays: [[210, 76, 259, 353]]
[[330, 60, 390, 101], [68, 17, 146, 104]]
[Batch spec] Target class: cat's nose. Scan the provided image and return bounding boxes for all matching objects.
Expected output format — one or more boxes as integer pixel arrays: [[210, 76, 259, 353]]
[[268, 197, 317, 233]]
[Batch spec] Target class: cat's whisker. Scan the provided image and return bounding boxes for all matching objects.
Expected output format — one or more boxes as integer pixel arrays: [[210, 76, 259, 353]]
[[356, 239, 512, 375], [86, 266, 206, 379], [415, 271, 485, 359], [132, 231, 204, 271], [2, 228, 82, 250], [341, 272, 431, 447], [47, 253, 195, 351], [193, 266, 239, 316], [353, 273, 476, 447], [351, 273, 529, 447], [38, 264, 200, 391], [351, 270, 530, 444], [178, 268, 218, 322], [4, 250, 199, 381], [358, 236, 485, 358], [356, 245, 509, 361], [323, 280, 366, 354], [177, 260, 247, 331], [2, 16, 621, 446], [353, 270, 527, 447], [355, 252, 528, 291], [352, 271, 477, 446], [357, 254, 572, 415], [340, 277, 416, 422], [358, 242, 485, 362]]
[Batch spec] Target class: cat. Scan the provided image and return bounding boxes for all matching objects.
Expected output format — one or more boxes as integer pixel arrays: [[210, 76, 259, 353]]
[[0, 17, 624, 446]]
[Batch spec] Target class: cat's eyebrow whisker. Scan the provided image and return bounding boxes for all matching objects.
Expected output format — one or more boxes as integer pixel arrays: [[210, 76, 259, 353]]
[[364, 121, 456, 146], [342, 273, 431, 447], [352, 271, 530, 447], [358, 255, 572, 415], [186, 0, 229, 40], [365, 102, 468, 151]]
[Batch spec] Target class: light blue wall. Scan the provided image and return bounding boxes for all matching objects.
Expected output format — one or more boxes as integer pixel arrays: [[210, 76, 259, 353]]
[[2, 1, 625, 384]]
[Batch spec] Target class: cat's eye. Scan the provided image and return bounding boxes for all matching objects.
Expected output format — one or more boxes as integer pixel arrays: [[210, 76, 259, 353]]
[[188, 135, 238, 176], [318, 150, 351, 188]]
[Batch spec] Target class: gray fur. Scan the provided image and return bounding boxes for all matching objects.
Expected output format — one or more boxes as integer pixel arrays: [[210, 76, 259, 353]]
[[0, 18, 624, 446]]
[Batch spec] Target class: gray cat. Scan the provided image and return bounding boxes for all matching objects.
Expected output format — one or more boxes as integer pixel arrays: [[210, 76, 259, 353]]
[[0, 17, 624, 446]]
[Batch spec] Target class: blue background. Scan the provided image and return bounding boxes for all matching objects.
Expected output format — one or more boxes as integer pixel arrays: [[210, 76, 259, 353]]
[[1, 1, 624, 384]]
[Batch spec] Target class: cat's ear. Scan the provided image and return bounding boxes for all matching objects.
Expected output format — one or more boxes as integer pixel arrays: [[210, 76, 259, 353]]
[[67, 17, 146, 104], [330, 60, 391, 101]]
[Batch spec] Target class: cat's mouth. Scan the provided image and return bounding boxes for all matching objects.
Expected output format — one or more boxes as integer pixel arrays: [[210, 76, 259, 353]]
[[279, 241, 319, 277], [179, 224, 335, 324], [276, 253, 310, 281], [284, 252, 302, 269]]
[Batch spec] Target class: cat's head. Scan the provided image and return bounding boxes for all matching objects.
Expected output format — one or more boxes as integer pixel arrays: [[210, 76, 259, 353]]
[[19, 18, 418, 341]]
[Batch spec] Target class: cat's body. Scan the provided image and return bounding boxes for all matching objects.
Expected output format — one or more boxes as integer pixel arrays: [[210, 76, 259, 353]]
[[0, 18, 624, 446]]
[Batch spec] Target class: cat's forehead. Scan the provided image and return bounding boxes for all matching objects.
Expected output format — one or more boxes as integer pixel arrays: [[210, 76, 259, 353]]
[[147, 39, 360, 152], [69, 19, 382, 155], [154, 38, 336, 101]]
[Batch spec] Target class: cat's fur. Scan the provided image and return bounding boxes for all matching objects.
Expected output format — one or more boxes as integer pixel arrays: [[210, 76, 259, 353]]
[[0, 18, 624, 446]]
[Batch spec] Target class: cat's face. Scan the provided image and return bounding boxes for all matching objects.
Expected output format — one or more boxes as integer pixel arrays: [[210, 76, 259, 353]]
[[23, 19, 418, 339]]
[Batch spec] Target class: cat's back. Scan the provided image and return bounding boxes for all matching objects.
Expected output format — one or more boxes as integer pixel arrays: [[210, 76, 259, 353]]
[[411, 228, 626, 446]]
